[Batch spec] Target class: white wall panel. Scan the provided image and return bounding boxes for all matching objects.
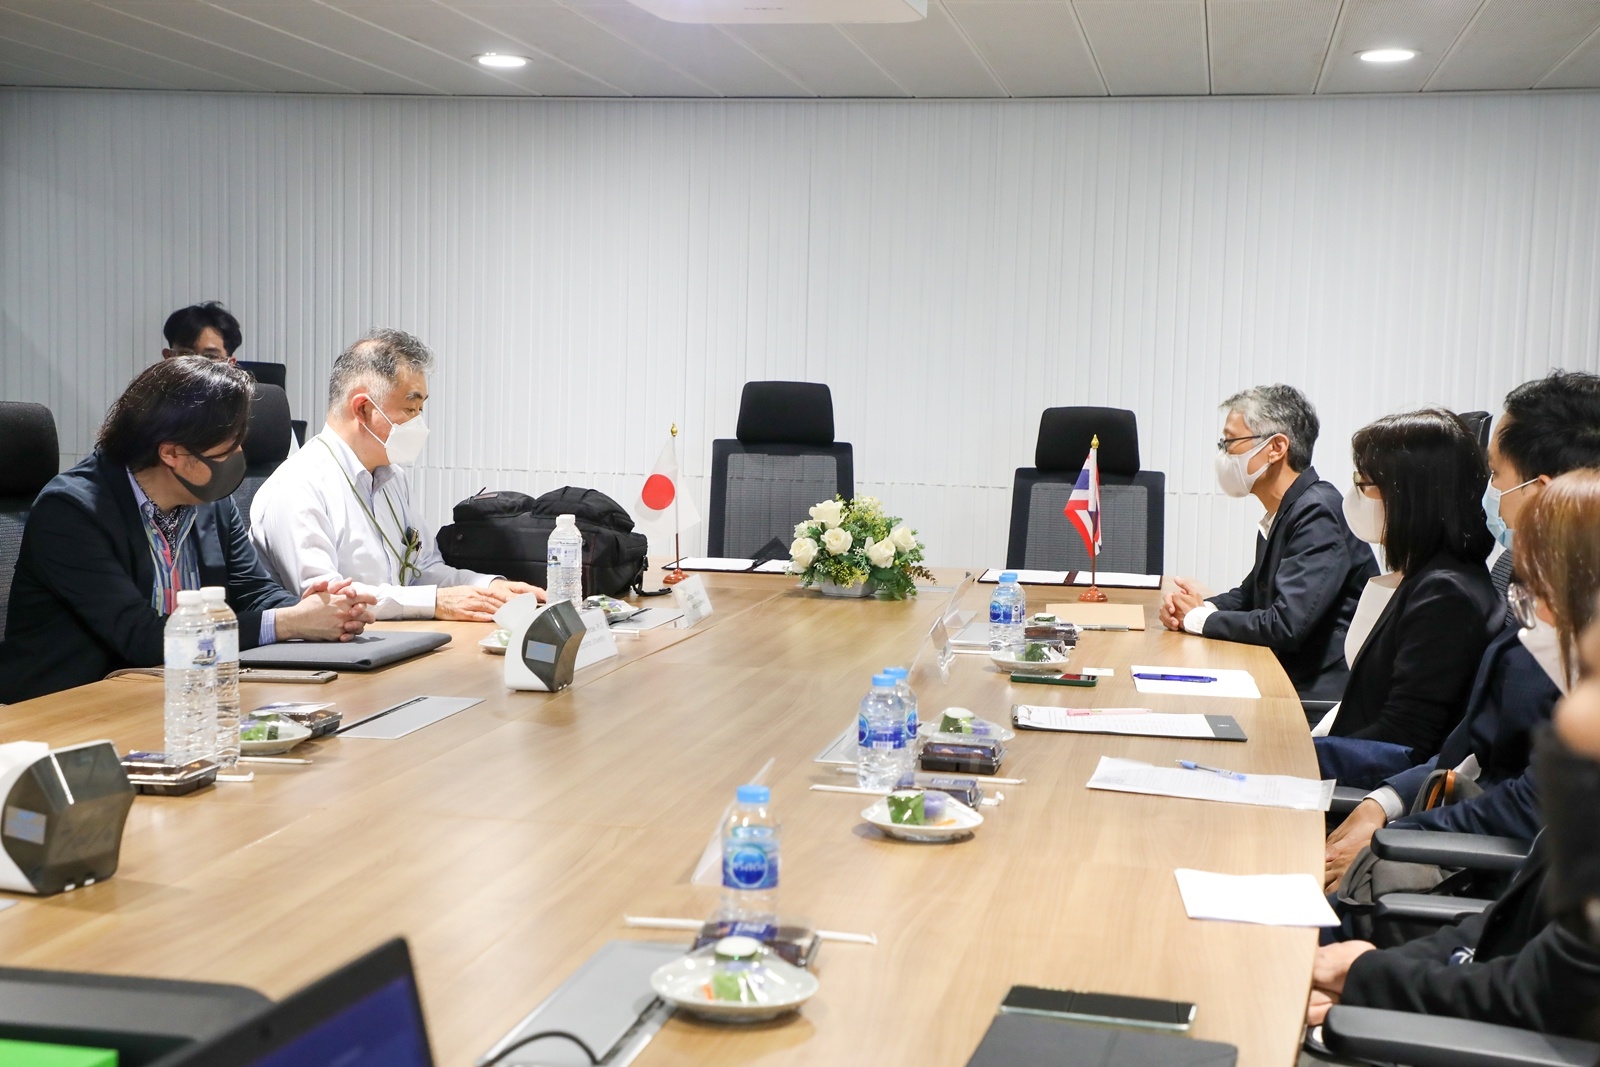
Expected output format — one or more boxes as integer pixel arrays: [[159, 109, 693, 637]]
[[4, 88, 1600, 594]]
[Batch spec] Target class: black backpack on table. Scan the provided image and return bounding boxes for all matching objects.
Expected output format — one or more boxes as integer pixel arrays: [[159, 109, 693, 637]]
[[437, 486, 653, 598]]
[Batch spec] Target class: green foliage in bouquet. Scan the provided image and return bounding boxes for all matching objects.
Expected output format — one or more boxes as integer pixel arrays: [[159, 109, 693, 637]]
[[789, 495, 932, 600]]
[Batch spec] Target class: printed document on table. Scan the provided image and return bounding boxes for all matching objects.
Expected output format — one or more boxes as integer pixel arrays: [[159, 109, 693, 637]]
[[979, 568, 1070, 585], [1130, 665, 1261, 699], [1014, 705, 1213, 738], [672, 557, 755, 572], [1086, 756, 1334, 811], [753, 559, 795, 574], [1174, 869, 1340, 927], [1068, 571, 1162, 590]]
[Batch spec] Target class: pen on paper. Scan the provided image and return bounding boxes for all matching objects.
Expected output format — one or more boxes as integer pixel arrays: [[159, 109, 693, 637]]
[[1134, 673, 1217, 683], [1177, 760, 1245, 781]]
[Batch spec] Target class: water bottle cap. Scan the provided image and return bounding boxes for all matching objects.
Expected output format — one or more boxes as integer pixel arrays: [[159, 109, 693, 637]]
[[175, 590, 203, 607], [883, 666, 908, 679], [200, 586, 226, 602], [556, 513, 577, 527], [999, 571, 1019, 583], [736, 784, 770, 804], [872, 672, 897, 688]]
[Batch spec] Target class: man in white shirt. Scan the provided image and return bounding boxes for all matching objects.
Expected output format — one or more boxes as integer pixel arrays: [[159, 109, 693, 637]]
[[249, 328, 542, 621]]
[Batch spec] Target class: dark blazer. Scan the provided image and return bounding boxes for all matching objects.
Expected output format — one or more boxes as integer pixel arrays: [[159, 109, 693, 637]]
[[1384, 625, 1562, 840], [1330, 551, 1500, 754], [1343, 845, 1600, 1039], [0, 452, 297, 703], [1204, 468, 1379, 701]]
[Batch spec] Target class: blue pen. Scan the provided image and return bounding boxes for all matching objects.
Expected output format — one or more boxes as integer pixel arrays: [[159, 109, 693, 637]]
[[1177, 760, 1246, 781], [1133, 672, 1217, 683]]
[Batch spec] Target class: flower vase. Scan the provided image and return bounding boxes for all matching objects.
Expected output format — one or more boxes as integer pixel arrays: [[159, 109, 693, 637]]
[[816, 578, 876, 599]]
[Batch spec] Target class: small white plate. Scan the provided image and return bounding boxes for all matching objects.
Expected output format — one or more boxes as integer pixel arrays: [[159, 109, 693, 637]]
[[239, 719, 312, 756], [650, 953, 819, 1023], [988, 647, 1070, 674], [479, 629, 510, 656], [861, 796, 983, 842]]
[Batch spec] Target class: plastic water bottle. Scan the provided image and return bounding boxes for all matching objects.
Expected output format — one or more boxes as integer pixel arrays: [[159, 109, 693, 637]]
[[988, 572, 1027, 652], [201, 586, 241, 768], [883, 665, 919, 755], [546, 514, 584, 606], [719, 784, 779, 940], [163, 590, 216, 766], [857, 673, 911, 790]]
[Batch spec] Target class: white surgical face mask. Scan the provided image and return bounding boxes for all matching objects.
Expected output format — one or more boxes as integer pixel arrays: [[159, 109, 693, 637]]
[[362, 401, 429, 466], [1214, 436, 1274, 499], [1516, 616, 1571, 694], [1342, 484, 1386, 545]]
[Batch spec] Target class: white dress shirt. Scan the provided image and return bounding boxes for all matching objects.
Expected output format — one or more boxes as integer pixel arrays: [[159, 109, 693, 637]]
[[249, 427, 496, 619]]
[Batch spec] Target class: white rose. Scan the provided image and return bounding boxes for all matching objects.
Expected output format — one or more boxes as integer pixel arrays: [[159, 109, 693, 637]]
[[889, 523, 918, 552], [790, 537, 819, 570], [865, 537, 895, 568], [794, 520, 813, 539], [821, 527, 853, 556], [809, 499, 844, 529]]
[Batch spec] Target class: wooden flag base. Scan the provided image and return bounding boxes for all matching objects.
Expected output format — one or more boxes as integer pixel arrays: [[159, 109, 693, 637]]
[[1078, 585, 1109, 602], [662, 567, 688, 586]]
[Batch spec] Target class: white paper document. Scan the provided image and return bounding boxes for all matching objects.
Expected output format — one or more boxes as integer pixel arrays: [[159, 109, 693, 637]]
[[673, 557, 754, 572], [979, 568, 1070, 585], [1015, 706, 1214, 738], [1086, 756, 1334, 811], [1070, 571, 1162, 590], [1174, 869, 1340, 927], [1130, 665, 1261, 699], [753, 559, 795, 574]]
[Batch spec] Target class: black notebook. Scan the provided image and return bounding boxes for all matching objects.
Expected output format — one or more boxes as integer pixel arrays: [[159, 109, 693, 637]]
[[239, 630, 450, 671], [965, 1014, 1237, 1067]]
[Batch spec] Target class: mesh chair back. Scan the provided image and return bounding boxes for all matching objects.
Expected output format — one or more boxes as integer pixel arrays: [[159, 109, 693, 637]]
[[234, 384, 293, 531], [0, 401, 60, 641], [708, 382, 852, 558]]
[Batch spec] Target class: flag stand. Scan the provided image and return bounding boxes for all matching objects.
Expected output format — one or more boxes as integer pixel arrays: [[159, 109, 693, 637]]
[[662, 423, 688, 586], [1078, 433, 1108, 602]]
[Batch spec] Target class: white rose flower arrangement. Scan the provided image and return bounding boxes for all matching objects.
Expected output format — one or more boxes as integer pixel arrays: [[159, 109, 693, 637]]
[[789, 495, 931, 599]]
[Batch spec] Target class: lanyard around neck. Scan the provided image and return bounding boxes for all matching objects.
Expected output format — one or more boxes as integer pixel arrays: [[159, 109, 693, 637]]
[[317, 438, 421, 585]]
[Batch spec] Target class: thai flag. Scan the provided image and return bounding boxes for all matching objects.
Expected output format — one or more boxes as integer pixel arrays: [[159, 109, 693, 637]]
[[1063, 441, 1101, 560]]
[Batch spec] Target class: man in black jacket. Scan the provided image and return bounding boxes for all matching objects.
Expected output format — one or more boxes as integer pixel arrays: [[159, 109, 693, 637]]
[[0, 358, 373, 704], [1161, 384, 1378, 701]]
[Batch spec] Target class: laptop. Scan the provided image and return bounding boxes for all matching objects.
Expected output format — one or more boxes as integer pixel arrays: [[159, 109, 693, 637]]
[[239, 630, 451, 671], [149, 939, 434, 1067]]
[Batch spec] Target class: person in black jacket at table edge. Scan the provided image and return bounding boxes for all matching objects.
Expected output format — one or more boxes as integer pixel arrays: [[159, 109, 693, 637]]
[[0, 358, 375, 704], [1162, 384, 1378, 702], [1311, 409, 1501, 788]]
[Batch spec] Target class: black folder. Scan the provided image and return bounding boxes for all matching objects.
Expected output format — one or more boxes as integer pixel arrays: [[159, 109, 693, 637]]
[[239, 630, 450, 671], [965, 1014, 1237, 1067]]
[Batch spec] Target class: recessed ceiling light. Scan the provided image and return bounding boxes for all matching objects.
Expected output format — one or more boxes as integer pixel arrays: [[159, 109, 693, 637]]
[[474, 53, 529, 69], [1357, 48, 1418, 64]]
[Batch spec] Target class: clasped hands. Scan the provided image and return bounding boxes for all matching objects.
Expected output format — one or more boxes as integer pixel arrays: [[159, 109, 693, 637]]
[[278, 577, 378, 642], [1159, 577, 1209, 631]]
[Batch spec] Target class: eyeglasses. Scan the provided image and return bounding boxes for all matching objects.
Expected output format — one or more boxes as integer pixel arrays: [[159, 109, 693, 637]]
[[168, 347, 229, 362], [1215, 434, 1266, 452], [1352, 472, 1378, 491], [1507, 582, 1539, 630]]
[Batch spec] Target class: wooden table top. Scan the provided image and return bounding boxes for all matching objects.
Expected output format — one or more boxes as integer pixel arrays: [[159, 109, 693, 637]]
[[0, 571, 1322, 1067]]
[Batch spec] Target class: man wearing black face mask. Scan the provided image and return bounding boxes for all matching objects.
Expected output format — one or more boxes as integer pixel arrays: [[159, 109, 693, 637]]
[[0, 358, 375, 703]]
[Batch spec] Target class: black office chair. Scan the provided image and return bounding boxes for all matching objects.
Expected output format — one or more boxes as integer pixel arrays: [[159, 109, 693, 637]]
[[236, 361, 304, 445], [1007, 406, 1165, 574], [0, 401, 59, 642], [707, 382, 854, 559], [1323, 1005, 1599, 1067], [1458, 409, 1493, 453], [233, 384, 293, 530]]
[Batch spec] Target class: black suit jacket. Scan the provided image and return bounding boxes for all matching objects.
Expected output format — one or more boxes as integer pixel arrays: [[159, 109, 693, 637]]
[[0, 452, 297, 703], [1330, 551, 1500, 754], [1204, 468, 1379, 700]]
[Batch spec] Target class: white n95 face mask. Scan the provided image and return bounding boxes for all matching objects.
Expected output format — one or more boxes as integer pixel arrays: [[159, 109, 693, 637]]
[[1342, 484, 1386, 545], [1214, 436, 1273, 498], [364, 404, 430, 466]]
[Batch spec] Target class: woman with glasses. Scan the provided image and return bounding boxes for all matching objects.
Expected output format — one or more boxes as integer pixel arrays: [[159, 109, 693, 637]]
[[1311, 409, 1502, 788], [1322, 468, 1598, 894]]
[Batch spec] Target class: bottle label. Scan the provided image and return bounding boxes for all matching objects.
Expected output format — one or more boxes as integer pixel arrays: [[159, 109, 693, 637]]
[[547, 541, 581, 568], [990, 602, 1023, 625], [165, 633, 217, 669], [215, 630, 239, 662], [723, 840, 778, 890], [857, 712, 869, 746], [869, 723, 905, 750]]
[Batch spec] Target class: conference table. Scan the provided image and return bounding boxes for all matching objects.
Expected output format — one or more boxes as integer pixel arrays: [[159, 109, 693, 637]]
[[0, 569, 1323, 1067]]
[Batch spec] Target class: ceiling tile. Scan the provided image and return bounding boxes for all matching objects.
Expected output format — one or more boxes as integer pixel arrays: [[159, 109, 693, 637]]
[[1428, 0, 1600, 91], [1208, 0, 1339, 95], [1317, 0, 1479, 94], [1538, 20, 1600, 86], [945, 1, 1105, 97], [1073, 0, 1208, 95], [720, 24, 909, 96], [841, 1, 1007, 97], [541, 3, 811, 96], [450, 0, 712, 95], [0, 34, 171, 88]]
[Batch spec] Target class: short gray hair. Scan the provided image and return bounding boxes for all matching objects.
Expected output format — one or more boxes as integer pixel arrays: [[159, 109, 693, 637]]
[[327, 328, 434, 411], [1220, 384, 1319, 471]]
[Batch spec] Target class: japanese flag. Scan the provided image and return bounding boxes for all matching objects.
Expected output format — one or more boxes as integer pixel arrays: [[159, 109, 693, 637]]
[[636, 438, 701, 542]]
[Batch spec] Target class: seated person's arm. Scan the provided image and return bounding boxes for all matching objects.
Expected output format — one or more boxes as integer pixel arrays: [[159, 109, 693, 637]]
[[1391, 765, 1544, 843], [1199, 508, 1353, 651]]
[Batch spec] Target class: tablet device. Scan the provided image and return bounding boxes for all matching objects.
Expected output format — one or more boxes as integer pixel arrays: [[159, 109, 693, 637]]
[[239, 631, 450, 671]]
